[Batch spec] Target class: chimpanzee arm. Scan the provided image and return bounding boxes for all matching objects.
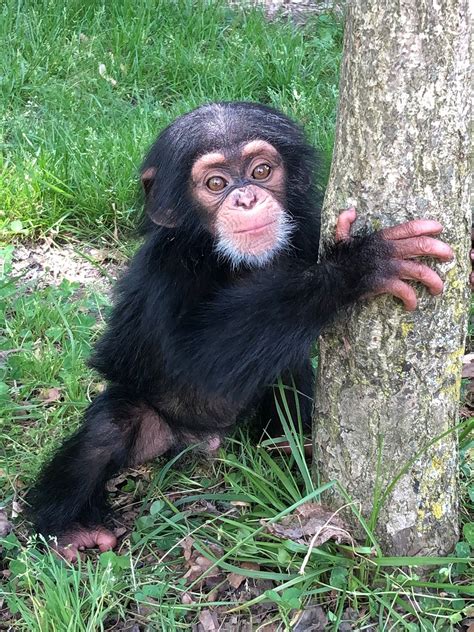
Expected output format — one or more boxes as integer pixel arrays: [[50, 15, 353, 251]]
[[165, 236, 380, 404], [165, 218, 452, 405]]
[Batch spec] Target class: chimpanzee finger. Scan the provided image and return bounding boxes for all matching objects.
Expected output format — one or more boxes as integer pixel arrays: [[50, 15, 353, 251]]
[[56, 526, 117, 563], [390, 236, 454, 261], [95, 528, 117, 553], [374, 279, 418, 311], [335, 207, 357, 242], [470, 271, 474, 288], [54, 544, 80, 563], [380, 219, 444, 241], [396, 260, 444, 295]]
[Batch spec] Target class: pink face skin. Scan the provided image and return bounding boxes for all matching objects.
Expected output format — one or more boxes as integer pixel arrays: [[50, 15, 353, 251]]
[[191, 140, 292, 266]]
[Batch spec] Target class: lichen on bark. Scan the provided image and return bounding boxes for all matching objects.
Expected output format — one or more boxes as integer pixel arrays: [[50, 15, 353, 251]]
[[313, 0, 471, 555]]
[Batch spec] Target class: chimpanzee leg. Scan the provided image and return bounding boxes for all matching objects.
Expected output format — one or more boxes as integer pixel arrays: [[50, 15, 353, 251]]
[[28, 385, 174, 560], [257, 360, 315, 434]]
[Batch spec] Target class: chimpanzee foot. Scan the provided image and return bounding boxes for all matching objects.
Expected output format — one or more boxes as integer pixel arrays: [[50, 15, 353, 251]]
[[52, 524, 117, 562]]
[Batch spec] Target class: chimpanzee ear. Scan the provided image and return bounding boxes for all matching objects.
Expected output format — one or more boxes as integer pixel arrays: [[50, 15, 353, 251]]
[[141, 167, 157, 197], [141, 166, 178, 228], [148, 207, 178, 228]]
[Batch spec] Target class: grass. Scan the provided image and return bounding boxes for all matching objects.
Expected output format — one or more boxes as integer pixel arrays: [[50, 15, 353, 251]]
[[1, 235, 473, 631], [0, 1, 473, 630], [0, 0, 341, 240]]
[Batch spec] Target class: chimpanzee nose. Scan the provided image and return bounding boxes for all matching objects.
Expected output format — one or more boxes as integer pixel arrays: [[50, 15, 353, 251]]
[[233, 187, 257, 210]]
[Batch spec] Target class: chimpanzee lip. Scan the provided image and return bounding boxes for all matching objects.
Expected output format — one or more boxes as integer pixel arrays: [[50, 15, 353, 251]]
[[234, 220, 277, 234]]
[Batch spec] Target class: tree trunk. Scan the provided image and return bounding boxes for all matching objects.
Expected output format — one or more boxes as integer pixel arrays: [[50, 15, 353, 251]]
[[313, 0, 471, 556]]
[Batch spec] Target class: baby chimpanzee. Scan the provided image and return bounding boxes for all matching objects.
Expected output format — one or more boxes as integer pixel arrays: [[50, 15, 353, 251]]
[[28, 102, 453, 560]]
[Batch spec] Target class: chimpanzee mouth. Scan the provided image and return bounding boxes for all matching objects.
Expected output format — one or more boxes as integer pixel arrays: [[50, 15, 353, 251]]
[[215, 213, 294, 269], [233, 220, 277, 234]]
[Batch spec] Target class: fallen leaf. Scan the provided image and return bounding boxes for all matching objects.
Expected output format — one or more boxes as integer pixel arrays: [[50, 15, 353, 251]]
[[181, 536, 195, 561], [11, 500, 22, 518], [181, 592, 194, 605], [262, 502, 353, 547], [106, 472, 129, 492], [38, 387, 62, 403], [227, 573, 246, 590], [293, 605, 328, 631], [228, 562, 260, 589], [116, 623, 141, 632], [206, 589, 218, 602], [89, 248, 126, 263], [113, 526, 127, 538], [180, 539, 224, 587], [0, 349, 21, 367], [0, 510, 12, 536], [198, 609, 218, 632], [462, 354, 474, 378], [183, 555, 220, 583]]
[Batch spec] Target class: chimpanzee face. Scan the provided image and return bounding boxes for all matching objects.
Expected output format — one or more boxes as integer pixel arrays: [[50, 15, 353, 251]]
[[190, 139, 292, 267], [140, 102, 314, 268]]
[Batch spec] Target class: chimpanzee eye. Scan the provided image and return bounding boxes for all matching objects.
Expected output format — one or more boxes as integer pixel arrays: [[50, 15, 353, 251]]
[[252, 163, 271, 180], [206, 176, 228, 192]]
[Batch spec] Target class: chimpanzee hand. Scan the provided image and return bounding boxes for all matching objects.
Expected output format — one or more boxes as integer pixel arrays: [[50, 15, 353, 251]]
[[335, 207, 454, 311]]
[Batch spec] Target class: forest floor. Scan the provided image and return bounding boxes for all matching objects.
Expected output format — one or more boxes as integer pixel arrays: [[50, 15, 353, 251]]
[[1, 2, 472, 631]]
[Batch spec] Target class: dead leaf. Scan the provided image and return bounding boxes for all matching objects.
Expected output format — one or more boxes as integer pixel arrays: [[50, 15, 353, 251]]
[[11, 500, 22, 518], [0, 510, 12, 536], [183, 555, 220, 583], [293, 605, 328, 631], [38, 387, 62, 403], [180, 539, 224, 587], [227, 573, 246, 590], [181, 592, 194, 605], [0, 349, 21, 367], [262, 502, 353, 547], [115, 622, 141, 632], [462, 353, 474, 378], [89, 248, 126, 264], [228, 562, 260, 590], [113, 526, 127, 538], [198, 609, 218, 632], [181, 536, 195, 561], [106, 472, 129, 492], [206, 589, 218, 602]]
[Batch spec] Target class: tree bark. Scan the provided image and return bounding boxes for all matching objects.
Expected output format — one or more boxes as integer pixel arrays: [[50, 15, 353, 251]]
[[314, 0, 471, 556]]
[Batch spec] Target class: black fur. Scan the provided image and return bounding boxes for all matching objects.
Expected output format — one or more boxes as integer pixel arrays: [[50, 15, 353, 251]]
[[28, 102, 393, 537]]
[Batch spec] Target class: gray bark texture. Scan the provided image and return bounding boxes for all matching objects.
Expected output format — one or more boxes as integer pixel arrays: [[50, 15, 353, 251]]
[[313, 0, 471, 556]]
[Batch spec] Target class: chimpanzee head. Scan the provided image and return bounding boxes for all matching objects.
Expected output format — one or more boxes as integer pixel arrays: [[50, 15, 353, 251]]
[[141, 102, 316, 267]]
